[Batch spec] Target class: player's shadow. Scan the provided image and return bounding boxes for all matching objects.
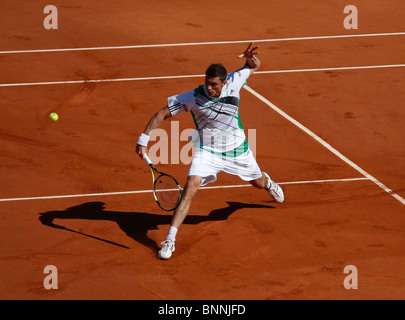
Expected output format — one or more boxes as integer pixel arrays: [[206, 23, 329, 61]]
[[39, 201, 274, 252]]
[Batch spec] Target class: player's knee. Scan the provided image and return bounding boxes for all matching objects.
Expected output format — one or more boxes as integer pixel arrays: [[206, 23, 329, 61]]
[[183, 176, 202, 198], [250, 176, 266, 189]]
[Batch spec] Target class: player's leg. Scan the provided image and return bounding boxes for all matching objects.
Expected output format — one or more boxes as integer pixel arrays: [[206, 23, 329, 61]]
[[249, 174, 267, 189], [158, 175, 202, 260], [171, 175, 202, 229], [159, 149, 222, 259], [227, 149, 284, 203], [250, 172, 284, 203]]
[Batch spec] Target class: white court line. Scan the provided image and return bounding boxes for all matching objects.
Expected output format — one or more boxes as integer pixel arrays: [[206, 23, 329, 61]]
[[244, 85, 405, 206], [0, 74, 204, 88], [257, 64, 405, 74], [0, 177, 368, 203], [1, 64, 405, 88], [1, 32, 405, 54]]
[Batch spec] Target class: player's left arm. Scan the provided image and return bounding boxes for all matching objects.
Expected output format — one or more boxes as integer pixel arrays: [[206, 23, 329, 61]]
[[238, 42, 260, 75], [136, 106, 172, 159]]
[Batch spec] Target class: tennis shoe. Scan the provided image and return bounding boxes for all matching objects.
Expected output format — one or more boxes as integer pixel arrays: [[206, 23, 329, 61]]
[[158, 240, 175, 260], [263, 172, 285, 203]]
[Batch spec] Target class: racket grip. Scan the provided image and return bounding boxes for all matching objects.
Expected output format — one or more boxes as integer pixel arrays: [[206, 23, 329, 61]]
[[143, 154, 153, 166]]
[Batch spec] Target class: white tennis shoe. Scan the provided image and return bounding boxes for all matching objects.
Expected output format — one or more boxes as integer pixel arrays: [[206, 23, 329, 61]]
[[158, 240, 175, 260], [263, 172, 285, 203]]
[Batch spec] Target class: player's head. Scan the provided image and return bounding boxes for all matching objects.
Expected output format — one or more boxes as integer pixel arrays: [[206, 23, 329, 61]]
[[205, 63, 227, 98]]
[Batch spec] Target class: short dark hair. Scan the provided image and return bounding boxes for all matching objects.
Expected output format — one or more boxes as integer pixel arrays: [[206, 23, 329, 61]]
[[205, 63, 228, 82]]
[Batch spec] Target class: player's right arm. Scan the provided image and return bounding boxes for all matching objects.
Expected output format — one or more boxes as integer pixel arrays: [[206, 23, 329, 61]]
[[237, 42, 260, 74], [136, 106, 172, 159]]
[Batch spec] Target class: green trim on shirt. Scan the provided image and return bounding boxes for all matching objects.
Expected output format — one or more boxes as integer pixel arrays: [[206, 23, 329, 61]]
[[200, 139, 249, 158]]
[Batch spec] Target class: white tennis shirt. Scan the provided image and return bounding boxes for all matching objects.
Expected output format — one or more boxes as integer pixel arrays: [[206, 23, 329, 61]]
[[168, 66, 251, 157]]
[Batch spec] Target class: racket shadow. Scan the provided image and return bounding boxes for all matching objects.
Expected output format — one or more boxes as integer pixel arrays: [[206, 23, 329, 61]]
[[39, 201, 274, 253]]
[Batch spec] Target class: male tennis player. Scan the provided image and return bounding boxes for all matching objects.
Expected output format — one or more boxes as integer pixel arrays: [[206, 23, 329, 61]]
[[136, 43, 284, 260]]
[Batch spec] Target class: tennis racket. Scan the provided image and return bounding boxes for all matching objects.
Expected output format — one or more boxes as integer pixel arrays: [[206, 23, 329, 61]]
[[143, 154, 182, 211]]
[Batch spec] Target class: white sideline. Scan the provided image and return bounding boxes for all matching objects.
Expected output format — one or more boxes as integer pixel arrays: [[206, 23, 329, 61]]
[[244, 85, 405, 206], [1, 32, 405, 55], [0, 177, 368, 203], [1, 64, 405, 88]]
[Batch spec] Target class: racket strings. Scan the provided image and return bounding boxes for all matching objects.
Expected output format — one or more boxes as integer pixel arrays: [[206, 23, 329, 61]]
[[154, 175, 182, 211]]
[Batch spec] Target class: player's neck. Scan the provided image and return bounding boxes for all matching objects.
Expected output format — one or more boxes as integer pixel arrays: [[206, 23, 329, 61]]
[[203, 85, 222, 99]]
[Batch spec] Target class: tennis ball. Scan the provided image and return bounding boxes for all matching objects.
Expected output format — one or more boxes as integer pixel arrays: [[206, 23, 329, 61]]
[[49, 112, 59, 122]]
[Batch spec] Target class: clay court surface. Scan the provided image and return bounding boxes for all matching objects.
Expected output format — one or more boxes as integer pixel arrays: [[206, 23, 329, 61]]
[[1, 0, 405, 300]]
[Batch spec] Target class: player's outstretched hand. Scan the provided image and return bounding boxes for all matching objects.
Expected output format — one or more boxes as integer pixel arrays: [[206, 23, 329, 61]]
[[237, 42, 259, 59]]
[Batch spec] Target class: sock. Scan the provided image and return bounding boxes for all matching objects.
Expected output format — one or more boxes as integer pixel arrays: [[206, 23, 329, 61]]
[[166, 226, 178, 242], [265, 174, 272, 190]]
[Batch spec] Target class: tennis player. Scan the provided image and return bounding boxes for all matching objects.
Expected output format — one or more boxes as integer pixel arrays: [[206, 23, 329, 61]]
[[136, 43, 284, 260]]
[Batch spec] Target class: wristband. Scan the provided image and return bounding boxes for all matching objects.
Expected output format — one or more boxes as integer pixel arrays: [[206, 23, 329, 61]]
[[137, 133, 150, 147]]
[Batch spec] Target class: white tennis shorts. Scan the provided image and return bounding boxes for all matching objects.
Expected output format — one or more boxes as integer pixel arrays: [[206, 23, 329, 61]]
[[188, 147, 263, 186]]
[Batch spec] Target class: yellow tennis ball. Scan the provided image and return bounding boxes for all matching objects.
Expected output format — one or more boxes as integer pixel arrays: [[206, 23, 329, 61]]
[[49, 112, 59, 122]]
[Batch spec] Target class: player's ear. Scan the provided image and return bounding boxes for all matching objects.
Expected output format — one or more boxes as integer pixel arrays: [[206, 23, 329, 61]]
[[222, 80, 227, 87]]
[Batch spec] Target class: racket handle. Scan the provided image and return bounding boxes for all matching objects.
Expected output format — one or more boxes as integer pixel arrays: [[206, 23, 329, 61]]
[[143, 154, 153, 166]]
